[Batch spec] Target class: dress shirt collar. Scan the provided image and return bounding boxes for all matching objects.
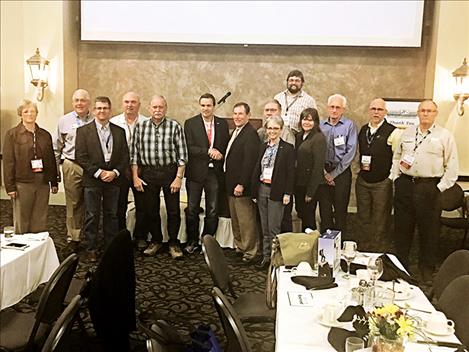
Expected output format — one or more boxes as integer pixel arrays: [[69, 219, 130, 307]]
[[368, 119, 385, 134], [95, 119, 110, 130], [151, 117, 166, 127], [324, 116, 344, 126], [284, 89, 304, 98], [417, 123, 435, 135]]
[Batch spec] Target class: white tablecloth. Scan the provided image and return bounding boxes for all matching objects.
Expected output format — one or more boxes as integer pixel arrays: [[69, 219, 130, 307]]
[[0, 233, 60, 310], [275, 254, 461, 352]]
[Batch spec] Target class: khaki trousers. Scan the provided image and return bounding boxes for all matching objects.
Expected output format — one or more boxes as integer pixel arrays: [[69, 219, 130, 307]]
[[13, 174, 50, 234], [228, 196, 259, 259], [62, 159, 85, 241]]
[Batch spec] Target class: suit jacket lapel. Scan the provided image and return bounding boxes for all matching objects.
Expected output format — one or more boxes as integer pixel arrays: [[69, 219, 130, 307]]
[[197, 115, 209, 148], [91, 122, 106, 164]]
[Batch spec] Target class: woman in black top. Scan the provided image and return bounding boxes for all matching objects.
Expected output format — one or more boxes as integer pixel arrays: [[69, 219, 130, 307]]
[[295, 108, 326, 231]]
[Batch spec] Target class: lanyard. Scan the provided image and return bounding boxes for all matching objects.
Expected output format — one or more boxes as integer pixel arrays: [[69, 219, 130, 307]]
[[414, 128, 430, 152], [366, 127, 376, 146], [284, 92, 299, 113], [100, 127, 111, 153], [32, 131, 38, 158]]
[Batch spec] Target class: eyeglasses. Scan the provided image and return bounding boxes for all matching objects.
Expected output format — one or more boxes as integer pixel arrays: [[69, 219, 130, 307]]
[[267, 126, 281, 130], [369, 107, 385, 112], [418, 109, 437, 114], [95, 106, 110, 111]]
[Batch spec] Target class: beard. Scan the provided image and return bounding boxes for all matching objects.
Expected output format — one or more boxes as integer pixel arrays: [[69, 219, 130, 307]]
[[287, 84, 301, 94]]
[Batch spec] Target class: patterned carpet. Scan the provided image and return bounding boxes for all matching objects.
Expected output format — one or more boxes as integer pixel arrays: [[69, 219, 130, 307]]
[[1, 199, 467, 351]]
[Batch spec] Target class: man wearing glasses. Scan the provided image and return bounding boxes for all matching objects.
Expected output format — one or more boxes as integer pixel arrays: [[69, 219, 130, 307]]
[[390, 100, 458, 282], [356, 98, 396, 248], [274, 70, 316, 232]]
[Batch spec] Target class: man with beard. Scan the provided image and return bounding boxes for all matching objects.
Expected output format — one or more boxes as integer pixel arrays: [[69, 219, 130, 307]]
[[274, 69, 317, 134]]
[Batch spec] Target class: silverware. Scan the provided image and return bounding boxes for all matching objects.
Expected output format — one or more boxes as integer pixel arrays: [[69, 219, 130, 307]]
[[416, 340, 466, 349], [397, 305, 432, 314]]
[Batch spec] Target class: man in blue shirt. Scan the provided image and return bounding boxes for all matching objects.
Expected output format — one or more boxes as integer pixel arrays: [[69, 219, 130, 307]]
[[318, 94, 358, 237]]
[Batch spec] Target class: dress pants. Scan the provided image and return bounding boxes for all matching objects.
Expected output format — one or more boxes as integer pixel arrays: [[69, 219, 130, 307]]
[[355, 175, 392, 240], [280, 201, 293, 233], [257, 184, 284, 260], [318, 167, 352, 237], [62, 159, 85, 241], [116, 176, 147, 240], [13, 174, 50, 234], [228, 195, 260, 259], [141, 166, 181, 245], [186, 170, 219, 245], [295, 185, 319, 231], [83, 184, 120, 251], [393, 175, 441, 270]]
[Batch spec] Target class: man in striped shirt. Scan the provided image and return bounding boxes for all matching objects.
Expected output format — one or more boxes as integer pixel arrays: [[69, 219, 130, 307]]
[[131, 95, 188, 259]]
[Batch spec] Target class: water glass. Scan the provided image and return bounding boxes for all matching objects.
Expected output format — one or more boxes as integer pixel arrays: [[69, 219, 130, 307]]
[[367, 257, 384, 305], [4, 226, 15, 238], [345, 336, 365, 352], [342, 241, 357, 279]]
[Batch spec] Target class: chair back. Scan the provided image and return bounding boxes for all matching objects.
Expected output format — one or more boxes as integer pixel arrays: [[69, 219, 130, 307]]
[[202, 235, 233, 296], [211, 287, 252, 352], [437, 275, 469, 346], [26, 253, 79, 348], [41, 295, 82, 352], [441, 183, 464, 211], [434, 250, 469, 299]]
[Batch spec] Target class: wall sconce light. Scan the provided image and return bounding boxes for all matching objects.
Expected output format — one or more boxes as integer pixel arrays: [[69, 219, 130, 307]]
[[452, 58, 469, 116], [26, 48, 49, 102]]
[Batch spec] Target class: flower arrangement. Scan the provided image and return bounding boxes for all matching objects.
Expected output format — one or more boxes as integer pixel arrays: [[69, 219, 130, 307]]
[[367, 304, 418, 341]]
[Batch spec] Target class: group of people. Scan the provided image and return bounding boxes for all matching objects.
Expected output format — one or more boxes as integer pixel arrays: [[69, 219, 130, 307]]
[[3, 69, 459, 281]]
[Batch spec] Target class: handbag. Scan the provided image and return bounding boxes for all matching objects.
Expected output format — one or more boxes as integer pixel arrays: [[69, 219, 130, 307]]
[[266, 231, 320, 309]]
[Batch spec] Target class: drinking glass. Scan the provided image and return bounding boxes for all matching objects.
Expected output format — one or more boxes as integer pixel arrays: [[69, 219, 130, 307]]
[[3, 226, 15, 239], [342, 241, 357, 279], [367, 256, 384, 305], [345, 336, 365, 352]]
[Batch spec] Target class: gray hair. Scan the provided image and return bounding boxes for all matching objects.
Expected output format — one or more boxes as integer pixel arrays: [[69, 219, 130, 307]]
[[327, 94, 347, 108], [265, 115, 284, 129]]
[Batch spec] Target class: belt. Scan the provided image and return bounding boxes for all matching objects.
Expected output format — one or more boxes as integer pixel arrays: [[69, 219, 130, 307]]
[[261, 181, 271, 187], [401, 174, 440, 183]]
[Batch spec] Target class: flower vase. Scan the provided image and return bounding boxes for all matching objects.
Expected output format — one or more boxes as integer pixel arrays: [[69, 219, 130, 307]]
[[371, 336, 404, 352]]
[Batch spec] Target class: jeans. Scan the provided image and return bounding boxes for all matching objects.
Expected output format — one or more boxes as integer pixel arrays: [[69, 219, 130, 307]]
[[185, 170, 219, 245], [83, 184, 120, 251]]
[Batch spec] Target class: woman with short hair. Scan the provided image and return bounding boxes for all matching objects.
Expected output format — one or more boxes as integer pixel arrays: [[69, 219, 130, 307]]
[[251, 116, 295, 269], [3, 99, 58, 233]]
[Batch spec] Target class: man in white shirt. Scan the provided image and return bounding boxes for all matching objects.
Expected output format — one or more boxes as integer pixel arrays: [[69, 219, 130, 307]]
[[111, 92, 148, 245], [390, 100, 459, 282]]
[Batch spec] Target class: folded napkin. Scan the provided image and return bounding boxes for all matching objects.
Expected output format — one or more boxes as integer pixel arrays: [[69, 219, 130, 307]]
[[290, 276, 334, 289], [24, 232, 49, 241], [328, 305, 370, 352], [340, 254, 417, 285]]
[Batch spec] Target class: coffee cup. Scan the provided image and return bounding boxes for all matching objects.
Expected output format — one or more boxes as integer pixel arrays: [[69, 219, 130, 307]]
[[426, 311, 455, 335], [322, 303, 341, 324], [291, 261, 314, 276], [356, 269, 370, 282]]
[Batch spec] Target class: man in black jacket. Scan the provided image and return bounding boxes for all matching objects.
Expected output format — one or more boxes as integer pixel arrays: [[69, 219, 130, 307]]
[[184, 93, 229, 253], [356, 98, 396, 245], [76, 96, 129, 262], [224, 102, 261, 263]]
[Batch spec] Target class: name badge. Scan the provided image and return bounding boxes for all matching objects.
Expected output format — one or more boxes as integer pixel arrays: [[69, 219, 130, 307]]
[[400, 154, 414, 170], [361, 155, 372, 171], [262, 167, 273, 183], [31, 159, 43, 173], [334, 136, 345, 146]]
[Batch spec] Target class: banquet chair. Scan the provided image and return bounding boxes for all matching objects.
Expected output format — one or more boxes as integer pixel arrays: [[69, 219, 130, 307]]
[[440, 184, 469, 249], [202, 235, 275, 324], [437, 275, 469, 346], [432, 249, 469, 300], [0, 253, 79, 351], [41, 295, 82, 352], [211, 287, 252, 352]]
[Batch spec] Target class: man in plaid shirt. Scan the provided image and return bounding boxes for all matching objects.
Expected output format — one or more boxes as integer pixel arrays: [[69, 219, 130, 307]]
[[131, 95, 188, 259]]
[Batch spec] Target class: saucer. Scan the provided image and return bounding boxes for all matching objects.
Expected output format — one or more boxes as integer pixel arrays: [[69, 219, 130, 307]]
[[318, 314, 345, 328], [423, 325, 455, 336]]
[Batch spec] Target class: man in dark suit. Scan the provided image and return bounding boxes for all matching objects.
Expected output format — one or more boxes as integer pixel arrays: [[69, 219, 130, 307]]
[[76, 96, 129, 262], [225, 102, 261, 263], [184, 93, 230, 253]]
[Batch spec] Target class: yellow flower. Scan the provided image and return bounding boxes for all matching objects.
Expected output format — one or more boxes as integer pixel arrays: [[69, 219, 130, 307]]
[[374, 304, 399, 317], [396, 315, 414, 338]]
